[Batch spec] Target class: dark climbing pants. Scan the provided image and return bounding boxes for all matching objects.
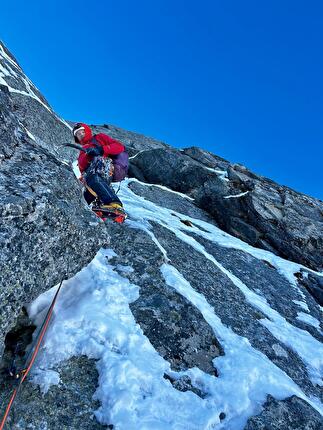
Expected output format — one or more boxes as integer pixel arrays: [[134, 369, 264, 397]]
[[84, 173, 122, 206]]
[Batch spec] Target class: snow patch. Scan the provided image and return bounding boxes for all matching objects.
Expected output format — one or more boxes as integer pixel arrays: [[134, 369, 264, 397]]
[[297, 312, 322, 331], [29, 251, 322, 430], [204, 167, 229, 182], [293, 300, 310, 312], [116, 264, 134, 273], [130, 177, 194, 201], [223, 191, 249, 199], [161, 264, 322, 426], [0, 47, 72, 131], [117, 180, 323, 384], [28, 177, 323, 428], [28, 250, 220, 429]]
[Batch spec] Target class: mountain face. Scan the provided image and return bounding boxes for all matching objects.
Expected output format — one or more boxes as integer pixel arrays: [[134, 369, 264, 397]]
[[0, 41, 322, 430]]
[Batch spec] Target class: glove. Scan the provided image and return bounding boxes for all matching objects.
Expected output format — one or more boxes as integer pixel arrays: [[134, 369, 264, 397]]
[[85, 146, 104, 157]]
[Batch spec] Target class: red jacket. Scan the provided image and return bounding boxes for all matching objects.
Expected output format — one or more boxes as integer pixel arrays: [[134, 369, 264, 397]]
[[76, 123, 125, 172]]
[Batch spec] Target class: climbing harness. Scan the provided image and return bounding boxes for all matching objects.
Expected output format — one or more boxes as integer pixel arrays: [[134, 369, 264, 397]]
[[63, 141, 128, 222], [0, 279, 65, 430]]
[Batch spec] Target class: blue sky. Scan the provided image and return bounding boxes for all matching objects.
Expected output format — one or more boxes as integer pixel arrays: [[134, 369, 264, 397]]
[[1, 0, 322, 199]]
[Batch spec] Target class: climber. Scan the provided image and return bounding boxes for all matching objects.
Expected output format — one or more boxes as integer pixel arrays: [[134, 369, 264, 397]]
[[73, 123, 128, 217]]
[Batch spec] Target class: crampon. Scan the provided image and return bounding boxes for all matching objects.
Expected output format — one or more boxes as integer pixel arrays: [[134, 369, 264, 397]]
[[92, 205, 127, 224]]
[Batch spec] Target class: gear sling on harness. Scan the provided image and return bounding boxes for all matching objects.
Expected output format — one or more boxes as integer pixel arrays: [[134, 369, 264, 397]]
[[82, 137, 128, 204], [88, 136, 129, 183]]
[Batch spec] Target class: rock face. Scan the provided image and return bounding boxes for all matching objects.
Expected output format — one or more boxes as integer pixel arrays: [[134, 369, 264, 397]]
[[0, 44, 108, 357], [108, 217, 224, 376], [245, 395, 323, 430], [130, 147, 323, 272], [107, 183, 323, 402], [92, 124, 172, 155], [0, 356, 106, 429], [298, 272, 323, 306], [0, 42, 322, 430]]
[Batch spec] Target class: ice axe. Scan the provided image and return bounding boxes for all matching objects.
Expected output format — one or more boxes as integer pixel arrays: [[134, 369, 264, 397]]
[[63, 142, 102, 155], [63, 142, 86, 152]]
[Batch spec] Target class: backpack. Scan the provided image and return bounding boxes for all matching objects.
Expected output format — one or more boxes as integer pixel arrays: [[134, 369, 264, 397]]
[[91, 136, 129, 182], [110, 151, 129, 182]]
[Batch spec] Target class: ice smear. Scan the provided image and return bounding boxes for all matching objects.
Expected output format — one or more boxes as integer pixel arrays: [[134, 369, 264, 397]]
[[204, 167, 229, 182], [128, 150, 145, 160], [25, 128, 36, 141], [29, 250, 220, 429], [297, 312, 322, 331], [0, 43, 21, 70], [0, 44, 50, 112], [18, 123, 70, 165], [224, 191, 249, 199], [162, 222, 323, 386], [123, 179, 322, 288], [160, 264, 323, 425], [0, 47, 72, 130], [29, 250, 322, 429], [116, 264, 134, 273], [72, 160, 81, 179], [131, 180, 195, 201], [293, 300, 310, 312], [116, 179, 323, 384], [28, 176, 323, 428], [127, 219, 170, 262]]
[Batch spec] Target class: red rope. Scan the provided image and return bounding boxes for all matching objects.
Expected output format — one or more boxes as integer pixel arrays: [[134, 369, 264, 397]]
[[0, 279, 64, 430]]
